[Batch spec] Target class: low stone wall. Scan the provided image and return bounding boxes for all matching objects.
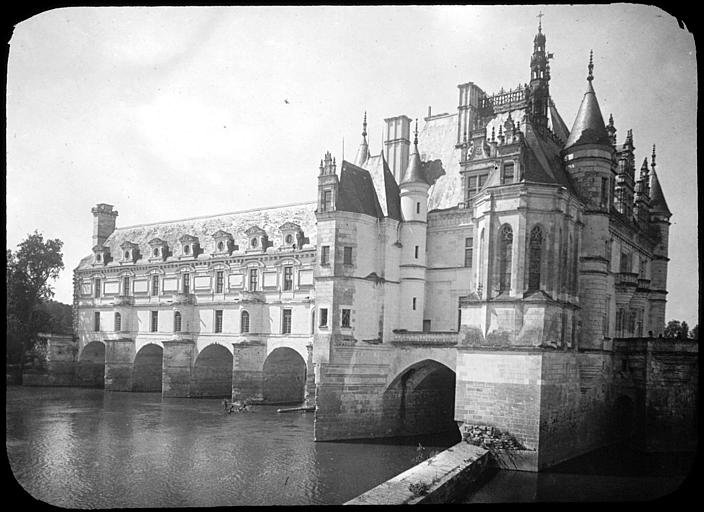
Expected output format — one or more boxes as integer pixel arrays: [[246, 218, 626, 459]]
[[344, 442, 490, 505]]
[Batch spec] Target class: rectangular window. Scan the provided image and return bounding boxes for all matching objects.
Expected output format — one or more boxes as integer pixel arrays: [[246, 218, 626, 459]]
[[216, 271, 224, 293], [215, 310, 223, 333], [478, 173, 487, 189], [123, 277, 130, 295], [639, 257, 647, 279], [94, 311, 100, 331], [320, 308, 328, 327], [322, 190, 333, 212], [282, 309, 292, 334], [603, 296, 610, 337], [416, 202, 421, 214], [249, 269, 258, 291], [152, 275, 159, 296], [341, 308, 351, 328], [616, 308, 625, 337], [601, 177, 609, 208], [94, 278, 101, 298], [343, 246, 353, 265], [283, 266, 293, 291], [412, 297, 417, 310], [414, 245, 419, 259], [502, 163, 514, 184], [423, 319, 431, 332], [635, 309, 643, 337], [468, 176, 477, 195], [151, 311, 158, 333], [182, 273, 190, 294], [620, 252, 631, 273], [114, 312, 121, 332], [321, 245, 330, 265], [464, 237, 473, 267], [174, 312, 182, 332]]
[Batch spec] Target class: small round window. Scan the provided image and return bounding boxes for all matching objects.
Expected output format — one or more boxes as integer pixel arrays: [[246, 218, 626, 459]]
[[153, 248, 160, 257], [217, 241, 224, 251], [285, 234, 293, 244], [184, 245, 190, 255], [251, 238, 258, 248], [124, 251, 130, 259]]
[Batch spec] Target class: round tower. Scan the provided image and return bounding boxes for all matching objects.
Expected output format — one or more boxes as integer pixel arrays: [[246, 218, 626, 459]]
[[562, 51, 616, 349], [398, 120, 430, 331]]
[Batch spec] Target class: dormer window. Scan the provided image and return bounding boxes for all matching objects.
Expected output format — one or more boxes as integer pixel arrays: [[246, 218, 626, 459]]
[[212, 231, 236, 256], [148, 238, 168, 262], [92, 244, 111, 266], [119, 241, 139, 263], [96, 254, 102, 263], [178, 235, 200, 259], [279, 222, 304, 250], [245, 226, 268, 252]]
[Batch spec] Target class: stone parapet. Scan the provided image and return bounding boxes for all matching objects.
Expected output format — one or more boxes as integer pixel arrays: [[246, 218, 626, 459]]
[[390, 331, 459, 346]]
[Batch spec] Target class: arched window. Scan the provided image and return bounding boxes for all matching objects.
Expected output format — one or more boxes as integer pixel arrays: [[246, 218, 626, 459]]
[[528, 226, 543, 291], [174, 311, 182, 332], [499, 224, 513, 293], [478, 228, 485, 291], [114, 312, 121, 332], [241, 310, 250, 333]]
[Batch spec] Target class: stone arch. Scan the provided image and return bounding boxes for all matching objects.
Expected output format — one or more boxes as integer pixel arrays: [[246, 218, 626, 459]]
[[76, 341, 105, 388], [192, 344, 233, 398], [262, 347, 307, 404], [382, 359, 459, 441], [132, 343, 163, 392]]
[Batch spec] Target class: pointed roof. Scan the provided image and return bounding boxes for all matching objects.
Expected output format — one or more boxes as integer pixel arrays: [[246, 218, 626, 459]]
[[400, 120, 428, 186], [564, 52, 611, 150], [337, 161, 384, 219], [354, 112, 370, 167], [649, 168, 671, 217], [548, 98, 570, 142]]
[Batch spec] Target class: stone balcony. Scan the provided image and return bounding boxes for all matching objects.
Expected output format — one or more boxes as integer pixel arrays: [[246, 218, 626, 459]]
[[390, 331, 459, 347], [171, 293, 195, 305], [238, 290, 265, 303], [113, 295, 133, 306], [615, 272, 638, 287]]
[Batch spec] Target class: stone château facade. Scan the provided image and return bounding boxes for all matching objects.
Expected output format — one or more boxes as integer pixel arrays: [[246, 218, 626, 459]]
[[72, 22, 695, 470]]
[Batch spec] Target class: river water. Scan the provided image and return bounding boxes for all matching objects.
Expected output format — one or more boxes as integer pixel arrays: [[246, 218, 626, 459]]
[[6, 385, 456, 507]]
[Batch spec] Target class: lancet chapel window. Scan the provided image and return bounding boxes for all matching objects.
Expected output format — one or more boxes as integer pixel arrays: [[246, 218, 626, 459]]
[[499, 224, 513, 293], [241, 311, 250, 333], [114, 312, 121, 332], [528, 226, 543, 291], [174, 311, 182, 332]]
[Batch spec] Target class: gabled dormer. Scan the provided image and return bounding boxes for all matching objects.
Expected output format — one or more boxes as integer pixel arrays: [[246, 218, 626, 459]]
[[279, 222, 304, 250], [92, 244, 111, 266], [178, 234, 200, 259], [245, 226, 269, 252], [119, 241, 140, 264], [148, 237, 169, 262], [212, 230, 236, 256]]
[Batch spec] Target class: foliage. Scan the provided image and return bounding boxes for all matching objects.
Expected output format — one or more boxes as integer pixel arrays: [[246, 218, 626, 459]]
[[408, 481, 430, 497], [6, 231, 65, 368], [689, 325, 698, 340], [664, 319, 689, 339], [413, 443, 440, 464]]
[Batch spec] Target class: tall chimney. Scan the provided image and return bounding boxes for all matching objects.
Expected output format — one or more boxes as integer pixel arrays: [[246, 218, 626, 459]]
[[91, 203, 118, 248]]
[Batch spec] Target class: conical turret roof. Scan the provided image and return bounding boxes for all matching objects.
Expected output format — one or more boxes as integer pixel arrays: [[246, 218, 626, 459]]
[[400, 120, 428, 186], [649, 168, 671, 217], [564, 52, 610, 150], [354, 112, 370, 167]]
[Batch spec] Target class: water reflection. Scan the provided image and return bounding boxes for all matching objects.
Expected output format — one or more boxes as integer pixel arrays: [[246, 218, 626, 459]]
[[7, 386, 453, 507]]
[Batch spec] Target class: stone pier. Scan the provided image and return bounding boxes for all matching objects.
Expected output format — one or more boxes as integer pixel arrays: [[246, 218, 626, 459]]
[[104, 338, 135, 391], [162, 338, 195, 397]]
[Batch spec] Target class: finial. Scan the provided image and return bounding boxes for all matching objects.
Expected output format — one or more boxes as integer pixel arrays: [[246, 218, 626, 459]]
[[608, 113, 614, 126], [413, 118, 418, 146], [537, 11, 543, 33], [587, 50, 594, 82], [491, 126, 495, 141], [362, 111, 367, 138], [652, 144, 656, 164]]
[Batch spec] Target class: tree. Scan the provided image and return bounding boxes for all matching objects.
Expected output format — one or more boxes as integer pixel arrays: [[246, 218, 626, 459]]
[[689, 324, 699, 341], [6, 231, 64, 378], [663, 319, 689, 339]]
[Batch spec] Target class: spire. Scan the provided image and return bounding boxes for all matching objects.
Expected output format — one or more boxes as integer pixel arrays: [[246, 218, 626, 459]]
[[651, 144, 656, 169], [354, 111, 370, 167], [587, 49, 594, 82], [606, 113, 617, 146], [649, 166, 671, 217], [563, 51, 610, 150], [400, 118, 427, 186]]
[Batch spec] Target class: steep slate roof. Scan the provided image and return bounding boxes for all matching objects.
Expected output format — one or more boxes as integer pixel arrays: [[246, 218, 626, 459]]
[[400, 145, 427, 186], [548, 99, 570, 143], [363, 153, 402, 220], [77, 202, 317, 270], [419, 114, 462, 211], [649, 168, 672, 217], [337, 161, 384, 219], [563, 80, 611, 150]]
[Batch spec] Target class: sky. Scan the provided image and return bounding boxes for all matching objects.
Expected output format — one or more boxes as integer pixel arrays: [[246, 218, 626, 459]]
[[6, 5, 698, 326]]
